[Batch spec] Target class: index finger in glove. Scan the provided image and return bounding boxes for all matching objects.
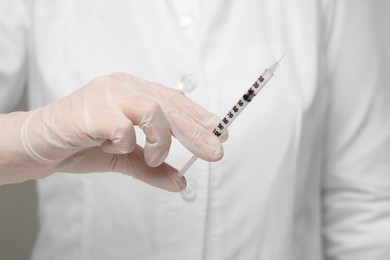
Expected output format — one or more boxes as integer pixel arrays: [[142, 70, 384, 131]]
[[148, 83, 221, 130]]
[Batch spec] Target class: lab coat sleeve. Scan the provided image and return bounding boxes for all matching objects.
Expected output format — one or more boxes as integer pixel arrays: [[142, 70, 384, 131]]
[[323, 1, 390, 259], [0, 0, 29, 113]]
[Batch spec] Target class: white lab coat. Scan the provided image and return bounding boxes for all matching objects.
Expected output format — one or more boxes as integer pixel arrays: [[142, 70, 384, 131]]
[[1, 0, 390, 259]]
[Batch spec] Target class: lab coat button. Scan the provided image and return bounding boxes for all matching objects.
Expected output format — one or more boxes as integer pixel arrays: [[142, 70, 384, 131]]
[[181, 180, 196, 201], [179, 14, 193, 29], [178, 74, 196, 92]]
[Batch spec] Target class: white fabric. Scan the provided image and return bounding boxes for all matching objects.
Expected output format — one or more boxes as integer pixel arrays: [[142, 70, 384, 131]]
[[1, 0, 390, 259]]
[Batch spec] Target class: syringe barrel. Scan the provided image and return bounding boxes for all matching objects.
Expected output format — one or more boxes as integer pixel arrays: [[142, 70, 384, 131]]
[[211, 68, 274, 138], [178, 60, 280, 178]]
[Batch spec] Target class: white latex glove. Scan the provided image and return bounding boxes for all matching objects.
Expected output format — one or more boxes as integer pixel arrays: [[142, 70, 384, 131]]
[[0, 72, 224, 191]]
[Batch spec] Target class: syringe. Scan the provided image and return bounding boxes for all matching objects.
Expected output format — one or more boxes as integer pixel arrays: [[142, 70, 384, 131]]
[[177, 56, 284, 179]]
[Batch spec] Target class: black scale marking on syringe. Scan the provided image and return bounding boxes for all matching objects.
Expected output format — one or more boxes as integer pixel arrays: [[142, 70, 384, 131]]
[[212, 75, 266, 137]]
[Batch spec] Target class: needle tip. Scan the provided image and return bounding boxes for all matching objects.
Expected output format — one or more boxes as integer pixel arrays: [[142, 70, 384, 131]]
[[278, 54, 286, 63]]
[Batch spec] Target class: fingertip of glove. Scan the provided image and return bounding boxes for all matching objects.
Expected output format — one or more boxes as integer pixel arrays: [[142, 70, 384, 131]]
[[201, 134, 224, 162], [219, 130, 229, 143], [170, 171, 187, 192], [210, 146, 224, 162], [144, 147, 169, 168]]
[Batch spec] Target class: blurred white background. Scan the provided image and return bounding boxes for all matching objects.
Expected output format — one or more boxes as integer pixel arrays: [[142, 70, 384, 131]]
[[0, 2, 389, 259]]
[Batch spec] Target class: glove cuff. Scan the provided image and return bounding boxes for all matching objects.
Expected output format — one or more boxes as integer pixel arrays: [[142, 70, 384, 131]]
[[20, 109, 62, 165]]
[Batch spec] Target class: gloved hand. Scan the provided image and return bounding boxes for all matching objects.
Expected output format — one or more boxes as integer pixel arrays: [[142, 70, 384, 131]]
[[0, 72, 225, 191]]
